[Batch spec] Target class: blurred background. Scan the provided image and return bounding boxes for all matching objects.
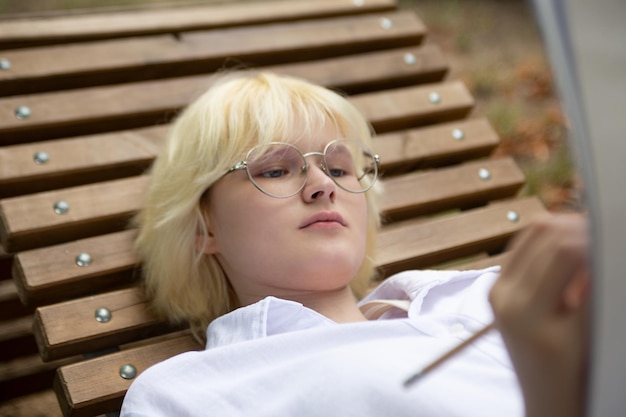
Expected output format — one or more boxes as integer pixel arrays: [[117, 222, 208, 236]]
[[0, 0, 579, 415]]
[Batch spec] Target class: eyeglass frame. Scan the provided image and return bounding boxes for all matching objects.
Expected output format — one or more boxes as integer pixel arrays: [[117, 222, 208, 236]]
[[222, 138, 381, 198]]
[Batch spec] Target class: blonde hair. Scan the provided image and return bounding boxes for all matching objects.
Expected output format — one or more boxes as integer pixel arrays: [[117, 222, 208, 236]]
[[134, 71, 382, 341]]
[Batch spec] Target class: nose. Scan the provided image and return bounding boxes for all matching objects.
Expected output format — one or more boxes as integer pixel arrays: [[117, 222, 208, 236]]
[[302, 162, 336, 203]]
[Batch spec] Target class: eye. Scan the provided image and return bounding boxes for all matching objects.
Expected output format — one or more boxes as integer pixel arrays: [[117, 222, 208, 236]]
[[325, 156, 354, 178], [246, 144, 304, 180], [261, 168, 288, 179], [328, 168, 347, 177], [324, 143, 357, 178]]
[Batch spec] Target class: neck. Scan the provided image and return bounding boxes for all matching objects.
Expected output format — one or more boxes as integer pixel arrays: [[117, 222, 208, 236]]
[[238, 285, 368, 323], [291, 286, 368, 323]]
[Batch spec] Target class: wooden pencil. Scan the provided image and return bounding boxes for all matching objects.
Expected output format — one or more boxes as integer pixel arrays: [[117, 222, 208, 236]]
[[403, 321, 496, 387]]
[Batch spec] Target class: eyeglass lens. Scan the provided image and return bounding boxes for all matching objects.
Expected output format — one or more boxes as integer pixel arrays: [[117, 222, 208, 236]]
[[244, 140, 377, 198]]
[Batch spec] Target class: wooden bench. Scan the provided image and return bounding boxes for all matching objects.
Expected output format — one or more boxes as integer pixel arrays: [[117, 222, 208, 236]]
[[0, 1, 549, 416]]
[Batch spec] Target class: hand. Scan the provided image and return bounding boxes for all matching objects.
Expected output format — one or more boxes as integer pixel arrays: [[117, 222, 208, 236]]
[[489, 215, 589, 417]]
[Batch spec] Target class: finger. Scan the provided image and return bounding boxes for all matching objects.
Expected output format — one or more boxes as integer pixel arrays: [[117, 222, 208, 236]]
[[493, 215, 589, 314], [563, 268, 591, 311], [535, 237, 588, 313], [499, 216, 558, 283], [520, 216, 589, 312]]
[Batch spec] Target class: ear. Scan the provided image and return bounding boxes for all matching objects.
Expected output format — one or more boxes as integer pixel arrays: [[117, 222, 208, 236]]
[[196, 211, 219, 255], [195, 228, 219, 255]]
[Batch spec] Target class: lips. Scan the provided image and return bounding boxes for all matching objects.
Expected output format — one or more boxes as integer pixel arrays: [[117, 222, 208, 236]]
[[299, 211, 347, 229]]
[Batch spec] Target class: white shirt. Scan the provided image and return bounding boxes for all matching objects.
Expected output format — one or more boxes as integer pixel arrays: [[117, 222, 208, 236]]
[[121, 267, 524, 417]]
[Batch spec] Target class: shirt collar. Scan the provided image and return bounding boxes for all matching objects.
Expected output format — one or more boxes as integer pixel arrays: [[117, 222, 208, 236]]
[[205, 296, 335, 349], [205, 266, 500, 349], [359, 266, 500, 318]]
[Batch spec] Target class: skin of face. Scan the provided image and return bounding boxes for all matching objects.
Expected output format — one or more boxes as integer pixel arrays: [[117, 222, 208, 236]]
[[201, 121, 369, 307]]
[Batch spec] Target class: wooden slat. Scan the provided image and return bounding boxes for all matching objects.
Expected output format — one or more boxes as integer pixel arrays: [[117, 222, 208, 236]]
[[0, 75, 208, 145], [0, 44, 447, 145], [184, 10, 424, 64], [374, 118, 499, 174], [13, 230, 138, 306], [34, 288, 174, 362], [0, 0, 396, 49], [0, 176, 148, 253], [352, 81, 474, 132], [32, 286, 168, 361], [0, 11, 425, 96], [269, 44, 448, 95], [381, 157, 526, 221], [0, 126, 166, 198], [377, 196, 550, 276], [55, 335, 202, 417]]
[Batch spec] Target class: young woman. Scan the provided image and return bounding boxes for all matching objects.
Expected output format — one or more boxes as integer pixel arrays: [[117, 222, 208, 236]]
[[120, 72, 588, 417]]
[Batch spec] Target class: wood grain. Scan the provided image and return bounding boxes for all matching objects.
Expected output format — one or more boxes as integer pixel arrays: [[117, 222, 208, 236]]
[[0, 0, 396, 49]]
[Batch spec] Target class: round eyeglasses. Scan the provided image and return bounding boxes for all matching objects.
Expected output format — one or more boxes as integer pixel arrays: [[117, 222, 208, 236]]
[[224, 139, 380, 198]]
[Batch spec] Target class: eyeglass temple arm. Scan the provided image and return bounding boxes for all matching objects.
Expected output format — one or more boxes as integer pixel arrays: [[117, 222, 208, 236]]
[[357, 154, 380, 181], [227, 161, 247, 173]]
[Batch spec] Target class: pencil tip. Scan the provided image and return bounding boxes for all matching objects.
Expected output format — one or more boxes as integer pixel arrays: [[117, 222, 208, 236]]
[[403, 372, 422, 388]]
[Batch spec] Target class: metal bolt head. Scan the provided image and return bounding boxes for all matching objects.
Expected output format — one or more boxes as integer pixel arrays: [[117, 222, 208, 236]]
[[0, 58, 11, 70], [119, 364, 137, 380], [15, 106, 31, 120], [53, 200, 70, 214], [380, 18, 393, 30], [95, 307, 112, 323], [404, 53, 417, 65], [33, 151, 50, 164], [75, 252, 93, 267], [506, 210, 520, 222], [478, 168, 492, 180], [428, 92, 441, 104], [452, 128, 465, 141]]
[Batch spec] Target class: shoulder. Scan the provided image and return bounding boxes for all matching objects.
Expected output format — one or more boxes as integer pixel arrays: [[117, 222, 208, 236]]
[[132, 347, 204, 387], [120, 349, 205, 416]]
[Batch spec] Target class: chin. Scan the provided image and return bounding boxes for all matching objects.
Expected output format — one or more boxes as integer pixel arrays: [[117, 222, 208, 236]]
[[302, 263, 361, 287]]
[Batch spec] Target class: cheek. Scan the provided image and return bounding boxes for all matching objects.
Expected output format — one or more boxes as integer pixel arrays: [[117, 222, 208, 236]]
[[212, 201, 252, 245], [210, 192, 277, 255], [355, 194, 370, 237]]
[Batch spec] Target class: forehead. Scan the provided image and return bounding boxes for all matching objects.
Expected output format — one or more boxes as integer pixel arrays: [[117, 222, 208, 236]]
[[279, 118, 345, 151]]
